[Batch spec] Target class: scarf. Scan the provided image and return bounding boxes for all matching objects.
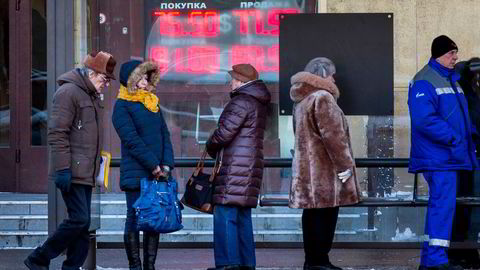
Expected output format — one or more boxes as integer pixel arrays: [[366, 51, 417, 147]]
[[117, 85, 159, 113]]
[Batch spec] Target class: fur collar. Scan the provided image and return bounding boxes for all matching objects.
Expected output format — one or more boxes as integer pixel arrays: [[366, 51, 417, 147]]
[[127, 61, 161, 94], [290, 71, 340, 102]]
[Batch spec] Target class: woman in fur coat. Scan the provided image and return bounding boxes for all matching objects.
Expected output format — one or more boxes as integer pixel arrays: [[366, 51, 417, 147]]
[[112, 60, 174, 270], [289, 57, 361, 270]]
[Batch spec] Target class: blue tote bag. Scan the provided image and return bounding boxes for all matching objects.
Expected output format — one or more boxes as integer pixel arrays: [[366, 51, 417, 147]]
[[133, 178, 183, 233]]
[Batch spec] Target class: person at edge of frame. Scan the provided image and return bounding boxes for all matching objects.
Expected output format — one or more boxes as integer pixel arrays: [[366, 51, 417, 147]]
[[408, 35, 479, 270], [447, 57, 480, 269]]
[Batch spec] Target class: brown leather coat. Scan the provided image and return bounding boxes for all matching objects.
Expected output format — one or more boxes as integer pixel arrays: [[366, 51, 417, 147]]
[[206, 80, 271, 208], [48, 69, 104, 186]]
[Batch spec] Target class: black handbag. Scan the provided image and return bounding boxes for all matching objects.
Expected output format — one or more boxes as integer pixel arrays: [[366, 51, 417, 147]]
[[181, 149, 222, 214]]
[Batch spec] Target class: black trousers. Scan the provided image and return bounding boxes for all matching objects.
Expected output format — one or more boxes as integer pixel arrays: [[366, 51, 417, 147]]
[[302, 207, 340, 265], [28, 184, 92, 270], [451, 170, 474, 242]]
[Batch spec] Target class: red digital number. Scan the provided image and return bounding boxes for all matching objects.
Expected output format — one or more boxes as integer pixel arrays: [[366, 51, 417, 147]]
[[231, 45, 266, 71], [149, 46, 169, 74], [155, 11, 183, 37], [231, 45, 280, 72], [204, 11, 220, 37], [267, 44, 279, 72], [232, 9, 299, 36], [188, 11, 219, 37], [155, 10, 219, 37], [174, 46, 220, 74], [232, 10, 252, 35]]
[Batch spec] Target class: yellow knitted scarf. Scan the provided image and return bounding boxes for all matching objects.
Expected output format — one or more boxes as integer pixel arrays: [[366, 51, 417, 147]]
[[117, 85, 159, 113]]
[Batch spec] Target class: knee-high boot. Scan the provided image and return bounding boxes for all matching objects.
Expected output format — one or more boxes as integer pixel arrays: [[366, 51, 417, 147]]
[[124, 231, 142, 270], [143, 231, 159, 270]]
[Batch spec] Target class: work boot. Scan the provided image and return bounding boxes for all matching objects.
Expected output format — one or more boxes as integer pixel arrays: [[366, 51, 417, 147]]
[[448, 249, 480, 269], [143, 231, 159, 270], [426, 263, 463, 270], [124, 231, 142, 270]]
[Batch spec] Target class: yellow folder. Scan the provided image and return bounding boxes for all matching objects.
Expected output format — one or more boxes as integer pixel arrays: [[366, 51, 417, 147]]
[[96, 151, 111, 188]]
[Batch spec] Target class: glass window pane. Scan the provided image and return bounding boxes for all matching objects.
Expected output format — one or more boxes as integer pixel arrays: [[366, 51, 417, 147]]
[[139, 0, 308, 193], [31, 0, 47, 146], [0, 0, 9, 146]]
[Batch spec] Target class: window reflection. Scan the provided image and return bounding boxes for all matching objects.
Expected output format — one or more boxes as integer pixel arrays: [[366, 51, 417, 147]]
[[0, 0, 9, 146], [31, 0, 47, 146]]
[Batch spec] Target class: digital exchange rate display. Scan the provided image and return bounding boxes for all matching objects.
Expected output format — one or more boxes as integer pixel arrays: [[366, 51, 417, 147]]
[[144, 1, 312, 83]]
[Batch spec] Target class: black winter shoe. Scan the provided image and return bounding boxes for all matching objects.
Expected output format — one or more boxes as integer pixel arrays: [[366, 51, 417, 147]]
[[239, 266, 255, 270], [24, 257, 49, 270], [304, 262, 343, 270], [448, 248, 480, 269]]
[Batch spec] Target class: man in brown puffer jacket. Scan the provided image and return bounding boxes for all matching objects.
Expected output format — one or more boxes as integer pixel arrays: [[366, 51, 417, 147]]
[[206, 63, 271, 270], [25, 51, 116, 270]]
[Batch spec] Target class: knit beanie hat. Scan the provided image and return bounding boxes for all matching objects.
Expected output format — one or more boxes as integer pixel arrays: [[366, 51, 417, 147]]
[[119, 60, 142, 87], [431, 35, 458, 59], [228, 64, 259, 82]]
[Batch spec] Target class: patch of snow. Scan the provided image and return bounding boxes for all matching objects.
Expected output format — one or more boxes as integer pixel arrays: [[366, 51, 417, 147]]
[[391, 227, 418, 241]]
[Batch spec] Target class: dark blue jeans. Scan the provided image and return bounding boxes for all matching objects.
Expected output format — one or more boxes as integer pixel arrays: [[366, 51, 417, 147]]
[[125, 190, 141, 233], [213, 205, 255, 267], [28, 184, 92, 270]]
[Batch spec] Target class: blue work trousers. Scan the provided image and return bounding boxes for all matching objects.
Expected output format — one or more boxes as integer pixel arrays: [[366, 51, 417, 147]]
[[420, 171, 458, 267]]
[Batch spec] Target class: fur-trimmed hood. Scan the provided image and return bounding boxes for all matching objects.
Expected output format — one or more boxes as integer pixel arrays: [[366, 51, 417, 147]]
[[290, 71, 340, 102], [126, 61, 161, 93]]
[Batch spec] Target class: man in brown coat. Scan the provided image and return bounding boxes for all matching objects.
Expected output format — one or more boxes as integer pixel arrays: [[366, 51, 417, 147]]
[[289, 57, 361, 270], [206, 63, 271, 270], [24, 51, 116, 270]]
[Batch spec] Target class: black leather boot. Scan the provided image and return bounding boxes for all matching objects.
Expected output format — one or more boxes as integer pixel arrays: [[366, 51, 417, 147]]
[[143, 231, 160, 270], [304, 261, 343, 270], [124, 231, 142, 270], [239, 266, 255, 270]]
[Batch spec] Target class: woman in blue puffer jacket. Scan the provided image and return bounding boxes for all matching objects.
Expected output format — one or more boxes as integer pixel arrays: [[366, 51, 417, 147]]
[[112, 60, 174, 270]]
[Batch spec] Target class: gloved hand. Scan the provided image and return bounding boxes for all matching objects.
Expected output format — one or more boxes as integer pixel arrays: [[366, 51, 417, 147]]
[[338, 169, 352, 183], [161, 165, 171, 180], [55, 169, 72, 192]]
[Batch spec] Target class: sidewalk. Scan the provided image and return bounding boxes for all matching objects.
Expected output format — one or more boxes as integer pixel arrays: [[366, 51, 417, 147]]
[[3, 248, 420, 270]]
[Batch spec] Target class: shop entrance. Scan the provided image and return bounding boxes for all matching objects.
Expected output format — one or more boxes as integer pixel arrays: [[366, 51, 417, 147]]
[[0, 0, 48, 193]]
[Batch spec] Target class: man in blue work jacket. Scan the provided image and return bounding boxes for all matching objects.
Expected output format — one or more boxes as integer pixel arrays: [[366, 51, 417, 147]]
[[408, 35, 479, 270]]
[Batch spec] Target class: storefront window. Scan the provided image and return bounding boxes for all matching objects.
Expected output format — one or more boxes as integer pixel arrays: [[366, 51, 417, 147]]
[[91, 0, 434, 244], [93, 0, 315, 193]]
